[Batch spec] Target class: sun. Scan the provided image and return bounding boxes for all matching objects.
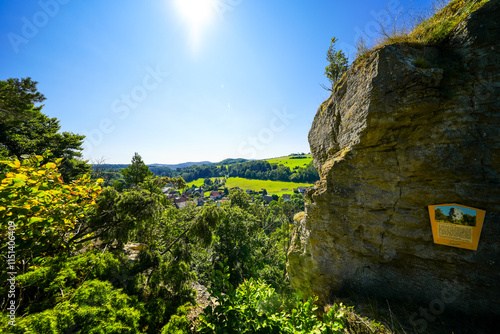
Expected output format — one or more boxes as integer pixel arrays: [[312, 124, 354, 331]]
[[175, 0, 216, 31]]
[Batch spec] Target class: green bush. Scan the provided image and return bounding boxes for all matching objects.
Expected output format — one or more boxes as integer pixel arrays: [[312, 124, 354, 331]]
[[160, 303, 192, 334], [1, 279, 140, 334], [197, 263, 346, 333]]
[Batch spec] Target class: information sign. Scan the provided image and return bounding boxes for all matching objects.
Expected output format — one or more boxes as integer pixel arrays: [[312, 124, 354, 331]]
[[428, 203, 486, 250]]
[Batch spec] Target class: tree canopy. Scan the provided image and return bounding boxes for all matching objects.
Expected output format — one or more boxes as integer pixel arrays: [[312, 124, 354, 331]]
[[0, 77, 90, 181], [0, 77, 45, 126], [121, 152, 154, 188]]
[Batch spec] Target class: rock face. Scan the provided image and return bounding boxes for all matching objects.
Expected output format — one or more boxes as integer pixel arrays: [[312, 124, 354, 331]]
[[288, 0, 500, 317], [449, 207, 464, 221]]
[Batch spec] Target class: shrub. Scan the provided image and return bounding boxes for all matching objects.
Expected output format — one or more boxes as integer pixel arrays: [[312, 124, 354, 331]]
[[197, 263, 346, 333], [1, 279, 141, 334]]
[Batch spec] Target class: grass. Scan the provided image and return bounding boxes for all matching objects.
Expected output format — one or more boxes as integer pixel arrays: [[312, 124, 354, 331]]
[[225, 177, 312, 195], [351, 0, 490, 68], [186, 178, 205, 187], [408, 0, 490, 44], [186, 177, 224, 188], [186, 176, 313, 196], [186, 155, 314, 188], [264, 155, 313, 170]]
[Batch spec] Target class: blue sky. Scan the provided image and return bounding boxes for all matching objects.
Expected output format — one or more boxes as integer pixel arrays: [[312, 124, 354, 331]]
[[1, 0, 436, 164], [435, 205, 477, 217]]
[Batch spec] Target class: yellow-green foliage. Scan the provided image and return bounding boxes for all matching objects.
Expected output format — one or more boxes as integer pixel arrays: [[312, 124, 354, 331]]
[[294, 211, 306, 222], [0, 155, 102, 260]]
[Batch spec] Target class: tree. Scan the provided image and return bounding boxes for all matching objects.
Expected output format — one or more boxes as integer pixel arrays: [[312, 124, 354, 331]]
[[322, 37, 349, 91], [0, 77, 45, 126], [229, 189, 250, 210], [0, 77, 90, 181], [210, 206, 265, 287], [121, 152, 153, 188], [435, 208, 447, 221], [462, 214, 476, 226]]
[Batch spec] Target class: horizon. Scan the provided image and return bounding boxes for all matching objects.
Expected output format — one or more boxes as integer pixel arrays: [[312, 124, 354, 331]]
[[95, 152, 312, 166], [1, 0, 436, 164]]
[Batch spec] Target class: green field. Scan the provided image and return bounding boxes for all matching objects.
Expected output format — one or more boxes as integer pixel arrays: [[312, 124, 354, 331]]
[[186, 177, 313, 196], [225, 177, 312, 195], [264, 155, 312, 169], [186, 178, 204, 187], [186, 177, 223, 187]]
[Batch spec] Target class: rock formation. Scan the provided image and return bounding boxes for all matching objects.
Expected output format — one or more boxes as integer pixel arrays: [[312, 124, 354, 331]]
[[449, 207, 464, 221], [288, 0, 500, 318]]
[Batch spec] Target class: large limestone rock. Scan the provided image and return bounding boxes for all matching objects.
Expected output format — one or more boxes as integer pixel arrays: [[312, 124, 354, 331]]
[[288, 0, 500, 317], [449, 207, 464, 221]]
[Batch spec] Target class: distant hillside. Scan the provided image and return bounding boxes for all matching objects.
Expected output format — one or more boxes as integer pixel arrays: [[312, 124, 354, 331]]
[[149, 161, 212, 169], [94, 154, 318, 183], [265, 154, 312, 169], [216, 158, 249, 166], [98, 160, 249, 170]]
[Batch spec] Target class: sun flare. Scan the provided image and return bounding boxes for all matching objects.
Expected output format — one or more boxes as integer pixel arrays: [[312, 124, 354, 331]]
[[175, 0, 216, 30]]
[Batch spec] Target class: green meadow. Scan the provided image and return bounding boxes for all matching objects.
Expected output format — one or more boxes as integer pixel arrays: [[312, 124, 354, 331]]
[[186, 177, 223, 188], [186, 177, 313, 196], [265, 155, 313, 169], [225, 177, 312, 195]]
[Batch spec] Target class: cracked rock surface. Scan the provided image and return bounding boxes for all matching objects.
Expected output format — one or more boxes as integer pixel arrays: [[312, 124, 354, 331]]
[[287, 0, 500, 316]]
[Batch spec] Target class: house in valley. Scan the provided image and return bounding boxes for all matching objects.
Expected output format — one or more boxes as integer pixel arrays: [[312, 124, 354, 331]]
[[210, 191, 223, 200], [174, 196, 189, 209], [297, 187, 308, 194], [263, 195, 273, 204]]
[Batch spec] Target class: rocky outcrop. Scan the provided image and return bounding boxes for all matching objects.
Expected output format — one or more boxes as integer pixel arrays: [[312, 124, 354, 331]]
[[449, 207, 464, 221], [288, 0, 500, 317]]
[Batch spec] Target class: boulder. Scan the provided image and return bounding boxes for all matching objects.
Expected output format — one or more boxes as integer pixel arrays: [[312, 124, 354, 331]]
[[449, 207, 464, 221], [288, 0, 500, 318]]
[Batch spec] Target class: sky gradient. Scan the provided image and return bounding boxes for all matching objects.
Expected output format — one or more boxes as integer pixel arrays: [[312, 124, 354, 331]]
[[1, 0, 436, 164]]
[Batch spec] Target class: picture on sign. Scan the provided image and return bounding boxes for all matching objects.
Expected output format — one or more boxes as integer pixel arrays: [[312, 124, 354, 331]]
[[428, 203, 486, 250], [434, 205, 477, 226]]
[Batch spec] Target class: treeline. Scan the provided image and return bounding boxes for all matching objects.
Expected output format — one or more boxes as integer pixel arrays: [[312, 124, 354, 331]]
[[148, 159, 319, 183]]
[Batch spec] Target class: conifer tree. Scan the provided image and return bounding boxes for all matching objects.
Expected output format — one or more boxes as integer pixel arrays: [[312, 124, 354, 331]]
[[121, 152, 153, 187]]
